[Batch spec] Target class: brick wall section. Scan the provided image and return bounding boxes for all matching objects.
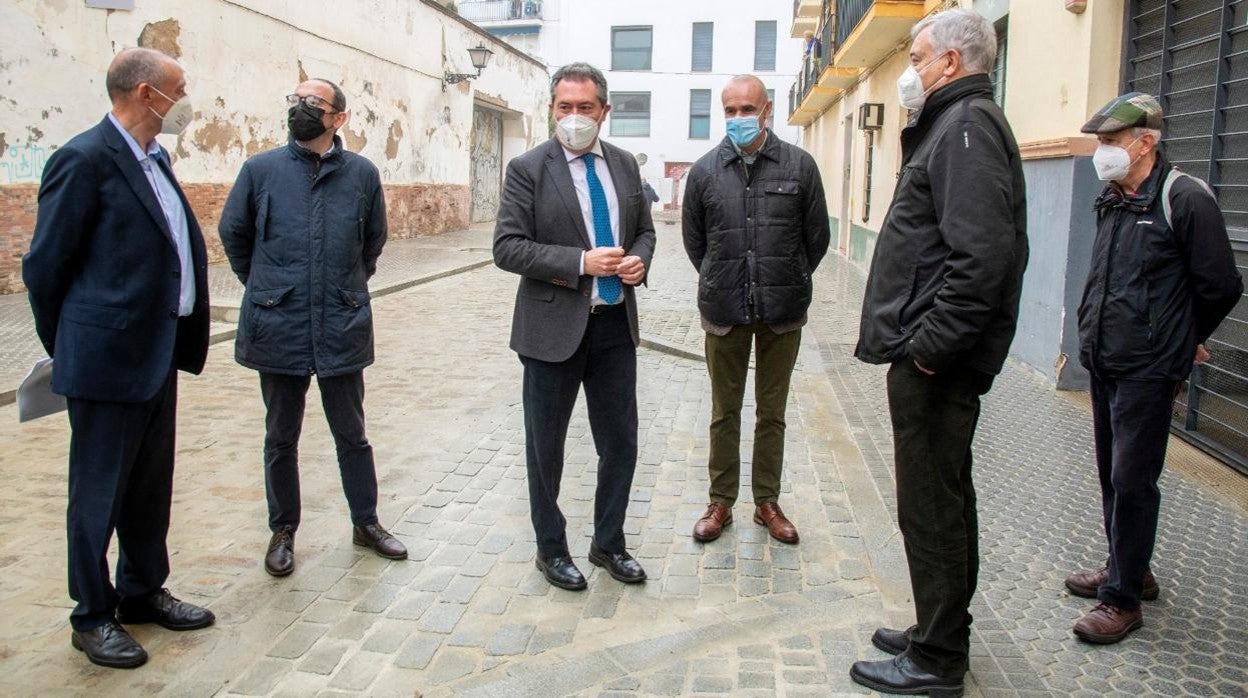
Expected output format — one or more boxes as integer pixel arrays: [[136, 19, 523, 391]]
[[0, 182, 473, 295], [0, 185, 39, 295]]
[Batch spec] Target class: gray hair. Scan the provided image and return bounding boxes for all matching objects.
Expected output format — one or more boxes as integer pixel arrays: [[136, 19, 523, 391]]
[[911, 9, 997, 75], [105, 47, 177, 100], [1133, 126, 1163, 141], [550, 62, 609, 106]]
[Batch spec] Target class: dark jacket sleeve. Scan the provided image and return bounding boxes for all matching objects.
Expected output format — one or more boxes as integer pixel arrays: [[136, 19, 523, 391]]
[[363, 170, 388, 278], [218, 162, 256, 284], [682, 166, 708, 271], [803, 155, 831, 273], [908, 117, 1019, 373], [22, 145, 99, 356], [1171, 181, 1243, 343], [493, 157, 583, 283]]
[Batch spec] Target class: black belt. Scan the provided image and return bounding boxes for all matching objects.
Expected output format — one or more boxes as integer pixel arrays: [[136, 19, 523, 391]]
[[589, 303, 623, 315]]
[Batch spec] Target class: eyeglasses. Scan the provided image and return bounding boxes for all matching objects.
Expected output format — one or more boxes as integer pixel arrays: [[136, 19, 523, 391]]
[[285, 94, 340, 113]]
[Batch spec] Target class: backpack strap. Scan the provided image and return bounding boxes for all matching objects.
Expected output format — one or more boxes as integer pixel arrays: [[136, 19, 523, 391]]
[[1161, 167, 1215, 229]]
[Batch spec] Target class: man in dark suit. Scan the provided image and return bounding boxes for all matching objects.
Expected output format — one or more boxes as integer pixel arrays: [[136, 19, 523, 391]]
[[494, 62, 657, 591], [23, 47, 214, 669]]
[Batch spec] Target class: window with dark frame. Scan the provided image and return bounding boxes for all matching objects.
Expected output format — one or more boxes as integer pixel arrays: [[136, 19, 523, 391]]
[[754, 20, 777, 71], [689, 89, 711, 139], [610, 92, 651, 137], [692, 22, 713, 72], [612, 26, 653, 71]]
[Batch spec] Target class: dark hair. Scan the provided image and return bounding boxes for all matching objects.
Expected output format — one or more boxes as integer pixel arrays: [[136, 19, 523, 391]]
[[310, 77, 347, 111], [105, 47, 174, 100], [550, 62, 608, 106]]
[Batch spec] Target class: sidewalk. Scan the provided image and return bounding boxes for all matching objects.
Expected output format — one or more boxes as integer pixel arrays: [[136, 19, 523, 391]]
[[0, 225, 1243, 697], [0, 225, 498, 404]]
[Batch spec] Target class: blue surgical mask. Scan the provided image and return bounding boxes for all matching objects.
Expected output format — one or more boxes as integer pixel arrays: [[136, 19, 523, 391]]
[[726, 116, 762, 148]]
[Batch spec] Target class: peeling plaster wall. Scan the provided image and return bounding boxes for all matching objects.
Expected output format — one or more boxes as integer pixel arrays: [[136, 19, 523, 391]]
[[0, 0, 549, 293]]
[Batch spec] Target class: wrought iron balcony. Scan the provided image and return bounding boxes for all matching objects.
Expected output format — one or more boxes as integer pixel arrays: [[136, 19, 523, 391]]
[[834, 0, 925, 68], [458, 0, 542, 24]]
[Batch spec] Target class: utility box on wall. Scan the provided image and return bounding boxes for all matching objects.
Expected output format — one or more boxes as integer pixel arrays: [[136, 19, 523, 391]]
[[85, 0, 135, 9]]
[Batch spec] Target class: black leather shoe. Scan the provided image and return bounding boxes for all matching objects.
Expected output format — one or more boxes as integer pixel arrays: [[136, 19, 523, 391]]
[[265, 526, 295, 577], [588, 541, 647, 583], [535, 554, 587, 591], [850, 654, 964, 696], [72, 621, 148, 669], [872, 625, 916, 655], [117, 588, 215, 631], [353, 524, 408, 560]]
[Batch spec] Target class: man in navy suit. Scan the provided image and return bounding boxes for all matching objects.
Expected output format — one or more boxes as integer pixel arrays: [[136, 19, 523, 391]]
[[23, 47, 215, 669]]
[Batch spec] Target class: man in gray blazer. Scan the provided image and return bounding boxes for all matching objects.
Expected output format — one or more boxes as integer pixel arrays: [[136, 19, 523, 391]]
[[494, 62, 657, 591]]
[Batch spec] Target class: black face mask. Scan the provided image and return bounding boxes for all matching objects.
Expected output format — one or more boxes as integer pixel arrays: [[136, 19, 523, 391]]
[[288, 103, 329, 141]]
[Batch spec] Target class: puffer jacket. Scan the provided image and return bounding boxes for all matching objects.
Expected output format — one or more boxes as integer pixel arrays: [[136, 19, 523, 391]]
[[219, 136, 387, 377], [1077, 154, 1242, 381], [682, 131, 830, 326], [856, 74, 1028, 376]]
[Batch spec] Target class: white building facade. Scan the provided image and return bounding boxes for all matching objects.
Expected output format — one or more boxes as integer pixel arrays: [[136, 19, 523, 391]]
[[459, 0, 805, 208]]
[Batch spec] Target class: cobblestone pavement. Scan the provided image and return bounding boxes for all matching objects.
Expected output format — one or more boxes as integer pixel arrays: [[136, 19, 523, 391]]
[[0, 225, 497, 402], [0, 226, 1244, 697]]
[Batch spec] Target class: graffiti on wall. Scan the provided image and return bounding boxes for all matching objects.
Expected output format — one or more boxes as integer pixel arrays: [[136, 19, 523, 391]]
[[0, 144, 52, 184]]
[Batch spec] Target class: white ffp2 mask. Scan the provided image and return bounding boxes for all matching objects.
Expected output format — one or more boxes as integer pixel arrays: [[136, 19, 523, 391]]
[[555, 114, 600, 151]]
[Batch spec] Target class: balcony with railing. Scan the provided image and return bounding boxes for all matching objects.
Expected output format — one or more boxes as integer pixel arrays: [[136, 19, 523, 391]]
[[787, 10, 861, 127], [833, 0, 926, 68], [457, 0, 543, 25], [790, 0, 822, 37]]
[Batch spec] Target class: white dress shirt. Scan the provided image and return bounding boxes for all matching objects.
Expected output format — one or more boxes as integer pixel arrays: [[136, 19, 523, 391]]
[[108, 113, 195, 316], [563, 140, 620, 306]]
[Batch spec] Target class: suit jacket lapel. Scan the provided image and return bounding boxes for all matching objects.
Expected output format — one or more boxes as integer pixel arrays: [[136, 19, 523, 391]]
[[544, 140, 592, 249], [602, 143, 634, 249], [101, 122, 177, 249]]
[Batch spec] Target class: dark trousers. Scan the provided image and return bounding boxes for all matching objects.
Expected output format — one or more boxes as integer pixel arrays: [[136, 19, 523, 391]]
[[886, 360, 994, 677], [260, 371, 379, 532], [1089, 375, 1174, 610], [521, 306, 638, 558], [66, 369, 178, 631], [705, 324, 802, 505]]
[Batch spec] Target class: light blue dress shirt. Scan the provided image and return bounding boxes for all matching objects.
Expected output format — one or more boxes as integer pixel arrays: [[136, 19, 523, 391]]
[[107, 113, 195, 316]]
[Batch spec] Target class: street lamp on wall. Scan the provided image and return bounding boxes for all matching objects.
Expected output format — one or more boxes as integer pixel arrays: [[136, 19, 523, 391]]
[[444, 43, 495, 90]]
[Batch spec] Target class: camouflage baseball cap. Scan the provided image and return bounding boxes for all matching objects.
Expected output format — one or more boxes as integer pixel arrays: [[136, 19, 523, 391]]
[[1081, 92, 1163, 134]]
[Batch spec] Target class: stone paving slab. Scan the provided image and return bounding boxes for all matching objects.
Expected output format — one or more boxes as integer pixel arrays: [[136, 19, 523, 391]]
[[0, 224, 496, 404], [0, 219, 1244, 698]]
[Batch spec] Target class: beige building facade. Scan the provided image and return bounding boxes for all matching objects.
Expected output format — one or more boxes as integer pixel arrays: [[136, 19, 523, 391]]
[[790, 0, 1248, 469]]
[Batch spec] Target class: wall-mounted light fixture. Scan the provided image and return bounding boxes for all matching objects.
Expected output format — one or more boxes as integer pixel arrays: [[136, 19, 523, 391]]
[[444, 43, 495, 90]]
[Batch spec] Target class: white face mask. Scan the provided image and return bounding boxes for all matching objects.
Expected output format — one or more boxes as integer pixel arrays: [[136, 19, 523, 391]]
[[896, 54, 949, 111], [1092, 137, 1142, 182], [555, 113, 600, 151], [148, 85, 194, 135]]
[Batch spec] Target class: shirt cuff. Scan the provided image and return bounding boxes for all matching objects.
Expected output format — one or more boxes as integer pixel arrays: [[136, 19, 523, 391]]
[[579, 251, 585, 277]]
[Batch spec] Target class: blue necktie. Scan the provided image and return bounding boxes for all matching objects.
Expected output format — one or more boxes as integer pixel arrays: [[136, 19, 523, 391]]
[[583, 154, 621, 304]]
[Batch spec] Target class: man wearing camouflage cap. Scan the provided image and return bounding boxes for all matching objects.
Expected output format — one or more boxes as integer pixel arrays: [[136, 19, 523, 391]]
[[1069, 92, 1241, 644]]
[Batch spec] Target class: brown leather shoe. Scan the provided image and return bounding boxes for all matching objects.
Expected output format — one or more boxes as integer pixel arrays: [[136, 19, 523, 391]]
[[753, 502, 799, 544], [353, 524, 408, 560], [1073, 602, 1143, 644], [693, 503, 733, 542], [1065, 564, 1159, 601]]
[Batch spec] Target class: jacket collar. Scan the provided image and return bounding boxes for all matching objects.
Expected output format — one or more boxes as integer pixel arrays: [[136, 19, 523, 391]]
[[717, 129, 781, 167], [906, 74, 995, 132], [287, 134, 344, 163]]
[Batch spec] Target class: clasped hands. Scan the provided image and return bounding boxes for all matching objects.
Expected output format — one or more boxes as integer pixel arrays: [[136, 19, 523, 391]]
[[585, 247, 645, 285]]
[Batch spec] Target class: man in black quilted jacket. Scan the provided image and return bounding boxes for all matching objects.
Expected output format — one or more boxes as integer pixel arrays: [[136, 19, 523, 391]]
[[682, 75, 830, 548], [853, 10, 1028, 696]]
